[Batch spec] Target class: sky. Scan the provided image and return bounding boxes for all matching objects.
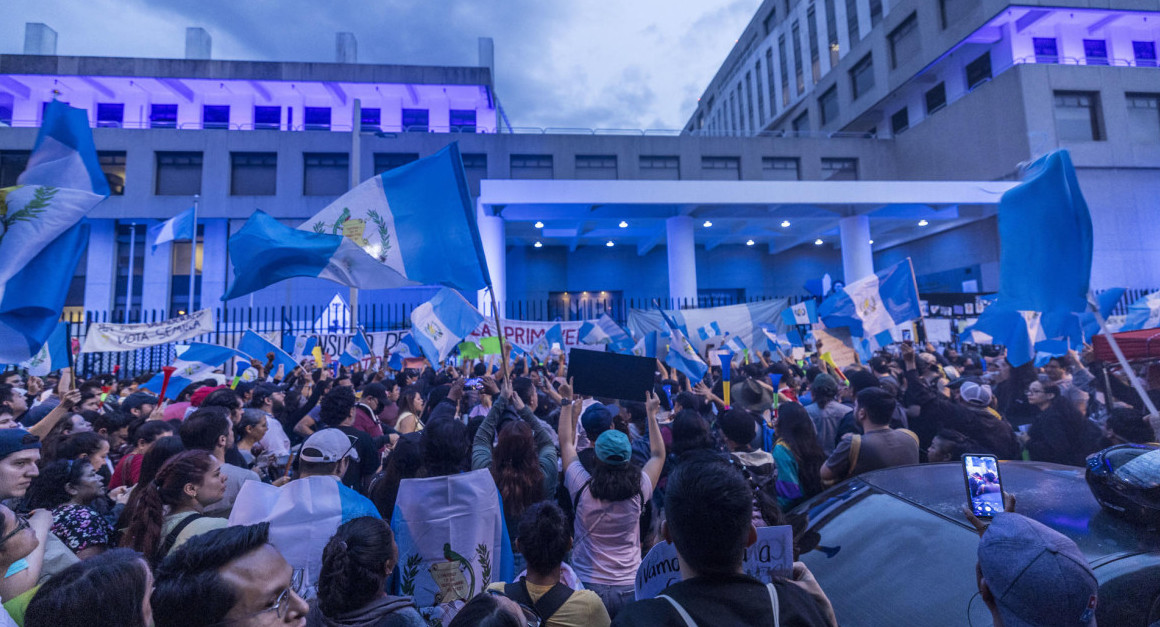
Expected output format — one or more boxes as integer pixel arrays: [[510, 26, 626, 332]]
[[2, 0, 761, 130]]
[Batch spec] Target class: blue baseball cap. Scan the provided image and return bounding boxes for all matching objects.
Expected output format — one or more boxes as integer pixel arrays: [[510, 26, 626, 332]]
[[0, 429, 40, 461], [595, 430, 631, 466], [581, 403, 613, 438]]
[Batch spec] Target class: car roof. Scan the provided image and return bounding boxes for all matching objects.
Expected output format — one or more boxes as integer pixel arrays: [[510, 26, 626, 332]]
[[849, 461, 1160, 563]]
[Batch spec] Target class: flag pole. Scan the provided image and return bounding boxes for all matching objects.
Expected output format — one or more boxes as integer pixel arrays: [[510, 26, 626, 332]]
[[907, 257, 928, 345], [1088, 290, 1158, 418], [189, 195, 198, 312], [488, 286, 510, 382], [349, 99, 361, 333], [126, 222, 137, 318]]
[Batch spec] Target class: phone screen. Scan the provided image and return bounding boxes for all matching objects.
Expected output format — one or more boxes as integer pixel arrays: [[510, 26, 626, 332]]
[[901, 329, 913, 342], [662, 384, 673, 406], [963, 454, 1003, 518]]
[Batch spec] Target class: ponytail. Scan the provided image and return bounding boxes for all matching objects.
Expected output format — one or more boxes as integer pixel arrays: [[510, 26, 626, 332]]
[[317, 517, 397, 617], [119, 450, 214, 564]]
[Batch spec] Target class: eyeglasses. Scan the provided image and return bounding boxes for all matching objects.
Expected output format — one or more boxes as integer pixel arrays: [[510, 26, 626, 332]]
[[0, 514, 30, 546], [209, 568, 305, 625], [487, 590, 542, 627]]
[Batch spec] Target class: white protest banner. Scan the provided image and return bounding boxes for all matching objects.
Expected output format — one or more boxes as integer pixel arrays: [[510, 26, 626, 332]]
[[634, 525, 793, 601], [468, 319, 587, 352], [81, 309, 214, 353], [283, 331, 408, 361]]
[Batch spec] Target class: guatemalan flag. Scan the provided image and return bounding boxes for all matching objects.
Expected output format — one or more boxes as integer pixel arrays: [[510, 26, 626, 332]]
[[238, 330, 298, 374], [696, 321, 722, 341], [544, 323, 565, 349], [781, 300, 818, 327], [818, 259, 923, 337], [388, 333, 423, 370], [1119, 290, 1160, 331], [722, 334, 747, 354], [0, 101, 109, 363], [1078, 287, 1125, 340], [339, 330, 372, 367], [18, 321, 70, 376], [141, 343, 242, 399], [223, 143, 489, 300], [632, 330, 668, 360], [665, 326, 709, 383], [411, 288, 485, 364], [150, 206, 195, 250]]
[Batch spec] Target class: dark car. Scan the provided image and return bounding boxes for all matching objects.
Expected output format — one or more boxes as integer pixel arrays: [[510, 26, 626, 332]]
[[792, 461, 1160, 626]]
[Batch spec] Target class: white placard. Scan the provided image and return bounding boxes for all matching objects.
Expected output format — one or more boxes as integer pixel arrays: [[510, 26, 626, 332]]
[[634, 525, 793, 600], [81, 309, 214, 353]]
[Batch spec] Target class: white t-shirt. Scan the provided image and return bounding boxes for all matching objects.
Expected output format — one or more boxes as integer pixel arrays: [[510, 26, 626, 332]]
[[565, 460, 653, 586], [259, 412, 292, 459]]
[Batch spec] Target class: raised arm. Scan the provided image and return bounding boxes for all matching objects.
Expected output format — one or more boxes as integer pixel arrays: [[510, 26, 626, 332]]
[[642, 391, 666, 488], [28, 389, 80, 439], [557, 380, 578, 471], [471, 377, 504, 471]]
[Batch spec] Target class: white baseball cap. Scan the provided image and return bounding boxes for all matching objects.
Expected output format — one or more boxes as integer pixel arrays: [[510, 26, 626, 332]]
[[300, 428, 358, 463]]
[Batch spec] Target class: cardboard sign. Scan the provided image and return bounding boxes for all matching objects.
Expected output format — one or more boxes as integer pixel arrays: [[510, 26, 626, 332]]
[[635, 525, 793, 600], [569, 349, 656, 402], [812, 326, 859, 368]]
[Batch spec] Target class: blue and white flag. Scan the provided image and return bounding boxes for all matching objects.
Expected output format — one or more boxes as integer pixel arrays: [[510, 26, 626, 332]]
[[141, 342, 242, 399], [19, 321, 70, 376], [340, 329, 372, 367], [819, 259, 923, 337], [665, 326, 709, 383], [577, 321, 609, 345], [283, 333, 318, 361], [696, 321, 722, 341], [149, 206, 196, 250], [0, 101, 109, 363], [238, 330, 298, 374], [411, 288, 485, 364], [967, 309, 1081, 369], [545, 323, 565, 350], [387, 333, 423, 370], [722, 334, 747, 354], [628, 301, 783, 357], [1120, 290, 1160, 332], [781, 300, 818, 327], [632, 330, 667, 359], [1079, 288, 1125, 340]]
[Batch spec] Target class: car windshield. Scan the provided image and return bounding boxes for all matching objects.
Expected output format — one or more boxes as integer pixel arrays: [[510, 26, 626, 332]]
[[798, 488, 990, 625]]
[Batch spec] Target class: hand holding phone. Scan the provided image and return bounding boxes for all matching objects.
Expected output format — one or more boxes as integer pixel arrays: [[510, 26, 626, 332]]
[[962, 454, 1004, 519]]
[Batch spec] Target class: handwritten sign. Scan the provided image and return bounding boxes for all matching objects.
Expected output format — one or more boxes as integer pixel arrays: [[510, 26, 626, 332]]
[[634, 525, 793, 600], [81, 309, 215, 353]]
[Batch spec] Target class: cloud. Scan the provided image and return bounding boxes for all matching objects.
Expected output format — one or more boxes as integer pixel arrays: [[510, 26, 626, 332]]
[[2, 0, 761, 130]]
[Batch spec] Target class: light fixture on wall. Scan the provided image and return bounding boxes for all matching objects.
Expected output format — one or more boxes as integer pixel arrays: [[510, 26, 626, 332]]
[[618, 220, 628, 228], [605, 241, 615, 247], [534, 241, 543, 248], [781, 220, 791, 228], [702, 220, 713, 227], [746, 239, 755, 246], [814, 238, 824, 246], [534, 221, 544, 228], [918, 219, 929, 226]]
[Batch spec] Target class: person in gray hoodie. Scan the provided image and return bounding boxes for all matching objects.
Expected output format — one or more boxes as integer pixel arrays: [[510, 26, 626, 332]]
[[308, 516, 425, 627]]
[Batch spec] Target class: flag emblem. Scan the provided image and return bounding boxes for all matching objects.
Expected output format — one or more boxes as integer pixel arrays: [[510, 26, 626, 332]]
[[858, 296, 879, 317], [425, 322, 444, 342], [0, 186, 57, 246]]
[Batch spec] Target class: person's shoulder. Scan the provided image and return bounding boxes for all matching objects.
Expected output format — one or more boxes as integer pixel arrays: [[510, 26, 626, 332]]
[[336, 483, 381, 521], [770, 579, 835, 626], [611, 598, 679, 627], [187, 514, 229, 534], [222, 461, 260, 481]]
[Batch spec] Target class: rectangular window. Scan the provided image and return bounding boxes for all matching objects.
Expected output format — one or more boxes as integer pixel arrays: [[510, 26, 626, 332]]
[[869, 0, 883, 27], [150, 104, 178, 129], [792, 21, 805, 94], [766, 49, 777, 115], [0, 93, 12, 125], [304, 107, 331, 131], [779, 35, 791, 105], [891, 107, 909, 134], [825, 0, 840, 66], [450, 109, 477, 133], [0, 151, 30, 187], [925, 82, 947, 114], [575, 155, 618, 180], [66, 245, 87, 309], [461, 152, 487, 194], [254, 106, 281, 130], [850, 54, 875, 100], [303, 153, 350, 196], [763, 9, 777, 34], [737, 84, 747, 132], [1083, 39, 1108, 65], [846, 0, 860, 45], [745, 73, 756, 130], [155, 152, 202, 196], [361, 108, 381, 132], [169, 223, 204, 315], [822, 157, 858, 180], [807, 6, 821, 84], [98, 151, 126, 196], [818, 86, 839, 126], [701, 156, 741, 181], [510, 154, 553, 180], [96, 103, 124, 128], [202, 105, 229, 130], [755, 61, 766, 125], [1127, 94, 1160, 143], [889, 13, 920, 70], [373, 153, 419, 174], [793, 110, 810, 133], [402, 108, 429, 132], [762, 157, 800, 181], [965, 52, 991, 89], [1033, 38, 1058, 63], [939, 0, 973, 30], [1053, 91, 1102, 142], [730, 92, 739, 131], [114, 223, 146, 312], [639, 155, 680, 180], [230, 152, 278, 196], [1134, 41, 1157, 67]]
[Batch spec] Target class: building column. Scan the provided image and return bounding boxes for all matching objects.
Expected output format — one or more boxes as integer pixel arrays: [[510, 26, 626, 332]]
[[200, 219, 229, 311], [477, 204, 506, 316], [83, 219, 116, 313], [666, 216, 698, 304], [839, 215, 874, 283], [141, 235, 172, 316]]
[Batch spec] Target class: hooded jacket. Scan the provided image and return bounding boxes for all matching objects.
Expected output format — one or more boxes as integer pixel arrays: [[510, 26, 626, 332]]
[[306, 595, 426, 627]]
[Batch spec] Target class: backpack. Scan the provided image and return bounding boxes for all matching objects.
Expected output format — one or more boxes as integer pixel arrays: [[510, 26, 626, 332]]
[[503, 578, 574, 622]]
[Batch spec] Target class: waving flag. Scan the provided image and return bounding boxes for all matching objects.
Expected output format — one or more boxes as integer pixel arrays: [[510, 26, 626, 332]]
[[545, 323, 564, 350], [781, 300, 818, 327], [223, 144, 488, 300], [632, 330, 667, 359], [387, 333, 423, 370], [340, 329, 372, 366], [577, 321, 610, 345], [411, 288, 485, 364], [0, 101, 109, 363], [1120, 290, 1160, 332], [283, 333, 318, 361], [819, 259, 922, 337], [140, 343, 241, 399], [19, 321, 70, 376], [665, 326, 709, 383], [149, 206, 196, 250], [238, 330, 298, 374], [722, 334, 747, 354], [696, 321, 722, 341], [1079, 288, 1126, 340]]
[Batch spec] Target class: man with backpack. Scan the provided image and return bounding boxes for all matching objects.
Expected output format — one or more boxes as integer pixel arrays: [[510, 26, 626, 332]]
[[819, 387, 919, 484]]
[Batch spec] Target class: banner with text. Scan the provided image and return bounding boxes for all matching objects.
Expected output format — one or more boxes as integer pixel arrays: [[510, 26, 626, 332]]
[[81, 309, 215, 353], [468, 319, 589, 352], [634, 525, 793, 600]]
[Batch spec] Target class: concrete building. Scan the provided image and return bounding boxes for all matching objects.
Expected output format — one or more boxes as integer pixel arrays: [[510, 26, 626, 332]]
[[1, 5, 1157, 322]]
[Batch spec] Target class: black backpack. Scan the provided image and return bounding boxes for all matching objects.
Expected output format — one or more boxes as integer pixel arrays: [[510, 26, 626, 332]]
[[503, 577, 574, 622]]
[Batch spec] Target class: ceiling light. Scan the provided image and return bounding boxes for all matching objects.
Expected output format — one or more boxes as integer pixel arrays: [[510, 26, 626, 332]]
[[534, 241, 542, 248], [534, 221, 544, 229], [702, 220, 713, 228], [814, 238, 824, 246], [918, 219, 929, 226], [618, 220, 628, 228], [746, 239, 755, 246], [781, 220, 791, 228], [605, 241, 615, 247], [868, 239, 874, 245]]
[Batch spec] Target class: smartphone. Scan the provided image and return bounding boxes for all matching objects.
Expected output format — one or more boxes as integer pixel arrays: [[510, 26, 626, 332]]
[[901, 329, 913, 342], [464, 377, 484, 390], [662, 384, 673, 407], [962, 454, 1004, 518]]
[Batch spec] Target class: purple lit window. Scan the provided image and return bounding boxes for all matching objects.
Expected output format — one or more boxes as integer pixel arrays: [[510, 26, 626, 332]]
[[150, 104, 178, 129], [97, 103, 124, 128], [203, 105, 230, 129], [304, 107, 331, 131], [254, 106, 281, 130], [1033, 37, 1058, 63], [1134, 41, 1157, 67], [450, 109, 476, 133], [402, 109, 428, 132], [361, 107, 381, 132], [0, 93, 11, 125], [1083, 39, 1108, 66]]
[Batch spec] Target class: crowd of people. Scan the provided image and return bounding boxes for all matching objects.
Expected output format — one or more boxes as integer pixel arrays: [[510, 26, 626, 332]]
[[0, 333, 1154, 626]]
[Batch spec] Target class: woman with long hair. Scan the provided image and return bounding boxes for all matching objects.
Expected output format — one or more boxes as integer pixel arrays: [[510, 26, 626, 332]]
[[310, 517, 425, 626], [109, 420, 174, 490], [369, 433, 423, 521], [558, 385, 665, 620], [770, 402, 827, 510], [395, 386, 426, 434], [25, 549, 153, 627], [23, 459, 114, 559], [119, 449, 228, 565], [233, 408, 268, 467], [1025, 381, 1101, 466]]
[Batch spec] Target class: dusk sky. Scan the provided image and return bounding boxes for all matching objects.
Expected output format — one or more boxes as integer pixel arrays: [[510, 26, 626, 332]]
[[2, 0, 761, 130]]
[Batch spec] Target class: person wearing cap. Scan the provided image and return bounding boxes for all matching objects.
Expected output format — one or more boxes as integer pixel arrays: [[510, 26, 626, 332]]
[[804, 373, 851, 456], [0, 430, 56, 602], [574, 402, 617, 474], [718, 408, 783, 525], [559, 389, 665, 620], [964, 494, 1099, 627]]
